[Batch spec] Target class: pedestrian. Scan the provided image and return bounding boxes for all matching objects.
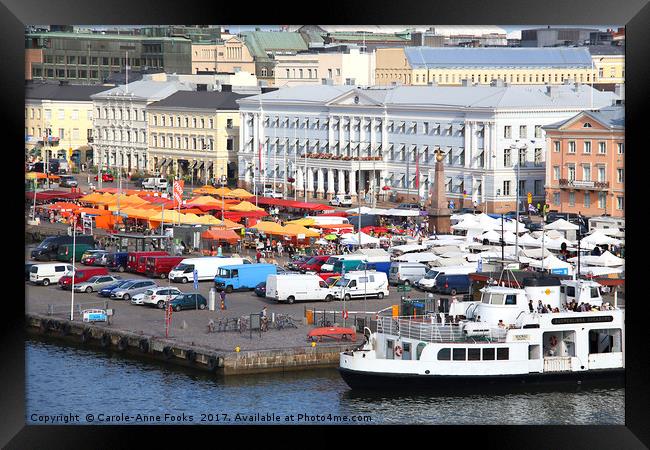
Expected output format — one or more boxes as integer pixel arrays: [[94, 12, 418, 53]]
[[260, 306, 268, 331], [528, 299, 534, 313], [217, 244, 223, 257], [256, 250, 262, 263], [277, 241, 283, 258], [536, 202, 541, 215], [220, 289, 227, 310], [498, 319, 505, 329], [537, 300, 544, 313]]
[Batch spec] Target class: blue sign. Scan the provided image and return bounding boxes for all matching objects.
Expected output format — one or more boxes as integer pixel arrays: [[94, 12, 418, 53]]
[[551, 268, 569, 275], [449, 201, 455, 209], [477, 258, 483, 272], [193, 269, 199, 291]]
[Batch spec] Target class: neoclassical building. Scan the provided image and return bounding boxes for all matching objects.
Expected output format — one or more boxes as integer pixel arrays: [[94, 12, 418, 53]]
[[91, 75, 193, 172], [236, 83, 617, 212]]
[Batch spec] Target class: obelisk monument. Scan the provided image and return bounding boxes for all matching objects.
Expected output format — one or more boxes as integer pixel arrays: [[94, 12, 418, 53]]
[[427, 148, 452, 234]]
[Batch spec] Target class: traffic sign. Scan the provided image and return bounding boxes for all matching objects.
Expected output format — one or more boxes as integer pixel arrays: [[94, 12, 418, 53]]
[[193, 269, 199, 291]]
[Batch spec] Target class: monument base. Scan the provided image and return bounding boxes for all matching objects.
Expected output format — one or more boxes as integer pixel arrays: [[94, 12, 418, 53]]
[[428, 208, 452, 235]]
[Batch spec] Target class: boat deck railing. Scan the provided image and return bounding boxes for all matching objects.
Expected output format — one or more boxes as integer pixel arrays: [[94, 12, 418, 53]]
[[377, 316, 507, 344]]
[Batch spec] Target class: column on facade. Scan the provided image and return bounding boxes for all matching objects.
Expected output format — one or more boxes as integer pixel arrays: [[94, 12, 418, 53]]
[[465, 121, 472, 169], [337, 169, 346, 195], [296, 167, 304, 196], [316, 168, 325, 198], [349, 169, 357, 202], [379, 170, 388, 201], [472, 122, 480, 169], [326, 168, 335, 200], [306, 168, 314, 198]]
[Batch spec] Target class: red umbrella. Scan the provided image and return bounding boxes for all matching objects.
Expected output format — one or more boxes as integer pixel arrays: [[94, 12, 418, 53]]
[[382, 186, 391, 191]]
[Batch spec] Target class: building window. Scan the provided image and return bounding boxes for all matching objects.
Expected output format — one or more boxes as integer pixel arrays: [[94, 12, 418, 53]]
[[261, 67, 267, 77], [519, 125, 527, 139], [534, 148, 542, 165], [519, 148, 526, 166], [584, 141, 591, 154], [227, 138, 234, 151], [504, 126, 511, 139], [568, 141, 576, 153], [617, 196, 624, 210], [503, 148, 511, 167], [598, 142, 606, 154], [503, 180, 511, 196], [201, 118, 205, 128], [598, 192, 607, 209], [569, 192, 575, 206], [534, 180, 543, 195], [535, 125, 542, 138], [598, 166, 606, 182], [617, 143, 624, 154], [554, 141, 560, 152], [617, 168, 624, 183], [519, 180, 526, 197], [584, 192, 591, 208], [583, 165, 591, 181]]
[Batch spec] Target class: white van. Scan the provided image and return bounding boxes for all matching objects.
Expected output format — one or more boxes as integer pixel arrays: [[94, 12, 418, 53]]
[[29, 263, 74, 286], [142, 177, 168, 190], [416, 265, 476, 291], [333, 272, 389, 300], [305, 216, 350, 226], [168, 257, 249, 283], [320, 254, 367, 273], [266, 274, 335, 304], [388, 262, 428, 286]]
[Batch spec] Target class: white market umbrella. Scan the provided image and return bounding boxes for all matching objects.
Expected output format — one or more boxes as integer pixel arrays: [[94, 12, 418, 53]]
[[545, 218, 579, 231], [581, 230, 622, 247]]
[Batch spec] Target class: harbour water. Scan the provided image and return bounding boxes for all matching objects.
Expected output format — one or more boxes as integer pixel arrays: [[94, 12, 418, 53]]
[[26, 339, 624, 425]]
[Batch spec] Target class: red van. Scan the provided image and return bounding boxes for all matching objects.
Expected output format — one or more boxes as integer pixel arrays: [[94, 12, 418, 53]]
[[126, 251, 169, 273], [145, 255, 184, 279], [58, 267, 109, 290], [298, 255, 331, 273]]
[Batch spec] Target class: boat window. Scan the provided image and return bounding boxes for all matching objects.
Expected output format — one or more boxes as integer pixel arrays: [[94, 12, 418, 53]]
[[505, 294, 517, 305], [468, 348, 481, 361], [588, 328, 622, 353], [566, 286, 575, 297], [402, 342, 412, 360], [560, 286, 565, 294], [482, 293, 490, 304], [452, 348, 466, 361], [590, 287, 600, 298], [491, 294, 504, 305], [386, 339, 394, 360], [528, 344, 540, 359], [497, 348, 509, 360], [437, 348, 451, 360], [416, 343, 426, 360], [482, 348, 495, 360]]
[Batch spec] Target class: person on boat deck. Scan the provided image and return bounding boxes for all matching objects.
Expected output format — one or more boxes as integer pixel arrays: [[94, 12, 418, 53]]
[[528, 299, 534, 313], [546, 304, 552, 313], [497, 319, 506, 329], [537, 300, 544, 313]]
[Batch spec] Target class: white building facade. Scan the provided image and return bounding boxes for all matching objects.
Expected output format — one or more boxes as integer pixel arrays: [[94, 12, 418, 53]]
[[91, 76, 192, 172], [237, 84, 617, 212]]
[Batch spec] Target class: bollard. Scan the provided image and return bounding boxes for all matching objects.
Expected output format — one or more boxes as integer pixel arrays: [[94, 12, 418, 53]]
[[208, 288, 216, 311]]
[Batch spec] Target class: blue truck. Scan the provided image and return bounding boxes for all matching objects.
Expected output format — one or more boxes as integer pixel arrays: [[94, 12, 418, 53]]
[[351, 260, 392, 277], [214, 263, 277, 293], [106, 252, 129, 272]]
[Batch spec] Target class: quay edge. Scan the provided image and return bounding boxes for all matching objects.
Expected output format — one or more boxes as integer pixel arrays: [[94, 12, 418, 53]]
[[26, 313, 357, 375]]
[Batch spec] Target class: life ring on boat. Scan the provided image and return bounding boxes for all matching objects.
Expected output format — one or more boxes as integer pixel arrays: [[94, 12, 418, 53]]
[[550, 335, 558, 347], [394, 345, 403, 357]]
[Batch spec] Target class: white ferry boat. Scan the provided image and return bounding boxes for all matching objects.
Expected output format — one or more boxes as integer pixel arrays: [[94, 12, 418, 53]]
[[339, 276, 624, 390]]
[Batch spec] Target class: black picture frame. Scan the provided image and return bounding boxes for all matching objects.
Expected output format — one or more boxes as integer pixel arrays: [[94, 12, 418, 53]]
[[3, 0, 647, 447]]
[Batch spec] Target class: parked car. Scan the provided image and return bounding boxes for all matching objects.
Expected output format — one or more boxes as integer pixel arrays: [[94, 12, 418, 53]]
[[29, 262, 73, 286], [56, 243, 94, 263], [59, 175, 78, 188], [433, 274, 471, 295], [110, 280, 157, 300], [130, 292, 146, 305], [31, 235, 95, 261], [73, 275, 122, 293], [169, 293, 208, 311], [329, 195, 353, 207], [126, 251, 169, 272], [141, 286, 183, 309], [254, 282, 267, 297], [95, 172, 114, 182], [524, 221, 544, 232], [333, 272, 389, 300], [141, 177, 168, 190], [144, 255, 185, 279], [416, 266, 475, 292], [81, 250, 109, 266], [286, 255, 311, 271], [262, 189, 283, 199], [98, 279, 135, 297], [106, 252, 129, 272], [58, 267, 109, 290], [169, 257, 248, 283], [388, 262, 428, 286], [298, 255, 331, 273], [398, 203, 421, 210]]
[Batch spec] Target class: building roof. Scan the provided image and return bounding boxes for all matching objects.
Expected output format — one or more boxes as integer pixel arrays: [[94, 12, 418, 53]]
[[90, 78, 193, 101], [325, 32, 411, 42], [543, 104, 624, 130], [238, 84, 619, 110], [147, 90, 255, 110], [405, 47, 593, 69], [25, 82, 110, 101], [587, 45, 625, 56], [240, 31, 309, 59]]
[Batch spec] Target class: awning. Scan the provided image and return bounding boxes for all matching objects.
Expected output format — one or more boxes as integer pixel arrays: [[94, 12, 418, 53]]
[[196, 161, 204, 170], [188, 161, 197, 170], [158, 159, 167, 168], [205, 161, 213, 170]]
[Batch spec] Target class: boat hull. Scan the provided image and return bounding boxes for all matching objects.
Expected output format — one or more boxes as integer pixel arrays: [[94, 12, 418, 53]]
[[338, 367, 625, 392]]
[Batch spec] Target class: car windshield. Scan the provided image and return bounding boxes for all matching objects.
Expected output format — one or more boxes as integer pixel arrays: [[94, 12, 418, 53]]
[[86, 276, 101, 282], [325, 257, 339, 265], [174, 263, 192, 272], [144, 290, 154, 295], [334, 278, 350, 287], [218, 268, 231, 278], [425, 270, 440, 279], [36, 238, 55, 249], [120, 281, 137, 289]]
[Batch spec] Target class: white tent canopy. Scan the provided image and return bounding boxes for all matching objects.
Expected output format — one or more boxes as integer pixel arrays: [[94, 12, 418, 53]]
[[568, 250, 625, 267], [386, 208, 421, 217], [578, 266, 624, 277], [520, 247, 552, 259], [581, 231, 622, 247], [545, 218, 579, 231], [340, 232, 380, 246], [526, 255, 574, 274], [389, 244, 428, 255], [394, 252, 440, 263], [430, 256, 471, 267]]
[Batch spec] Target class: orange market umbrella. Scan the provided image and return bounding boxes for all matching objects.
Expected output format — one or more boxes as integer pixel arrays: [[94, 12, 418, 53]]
[[229, 200, 265, 212], [194, 185, 220, 195], [201, 228, 240, 244], [227, 188, 254, 199]]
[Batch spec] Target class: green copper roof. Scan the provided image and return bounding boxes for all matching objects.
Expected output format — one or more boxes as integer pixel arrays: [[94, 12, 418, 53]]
[[240, 31, 308, 59]]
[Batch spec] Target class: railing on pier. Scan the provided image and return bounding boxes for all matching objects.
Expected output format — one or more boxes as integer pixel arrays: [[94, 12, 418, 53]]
[[376, 316, 507, 344], [47, 300, 110, 317]]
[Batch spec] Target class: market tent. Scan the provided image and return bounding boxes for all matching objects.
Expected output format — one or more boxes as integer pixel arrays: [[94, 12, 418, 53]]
[[79, 192, 105, 203], [386, 208, 421, 217], [568, 251, 624, 267], [149, 210, 185, 223], [540, 235, 576, 250], [346, 206, 375, 214], [227, 188, 254, 199], [195, 215, 224, 226], [194, 185, 220, 195], [213, 187, 232, 197], [339, 232, 380, 246], [229, 201, 265, 212], [579, 266, 625, 277], [281, 224, 320, 238], [44, 202, 79, 211], [430, 257, 471, 267], [361, 226, 389, 234], [187, 195, 220, 206], [251, 221, 286, 235], [526, 255, 574, 274], [75, 207, 112, 216], [521, 247, 552, 259], [580, 231, 622, 247], [286, 218, 316, 226], [518, 233, 542, 247], [394, 252, 440, 263], [480, 230, 502, 243], [121, 207, 159, 220], [389, 244, 428, 255], [201, 228, 240, 244], [180, 213, 203, 224], [545, 218, 579, 231], [311, 223, 355, 230]]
